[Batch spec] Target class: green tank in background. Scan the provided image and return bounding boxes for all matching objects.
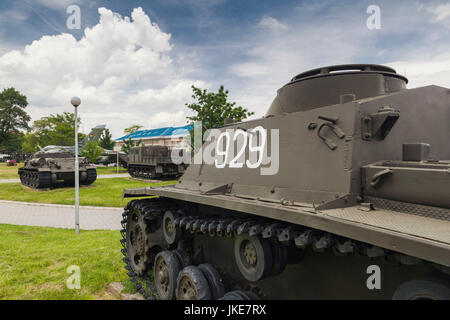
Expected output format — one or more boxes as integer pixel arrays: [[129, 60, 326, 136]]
[[96, 150, 129, 168], [127, 145, 188, 179], [120, 64, 450, 300], [18, 125, 106, 189], [18, 146, 97, 189]]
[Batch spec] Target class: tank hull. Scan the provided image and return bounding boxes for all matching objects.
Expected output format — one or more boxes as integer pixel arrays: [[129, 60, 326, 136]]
[[127, 145, 188, 180], [123, 186, 450, 267], [19, 154, 97, 189], [119, 65, 450, 300]]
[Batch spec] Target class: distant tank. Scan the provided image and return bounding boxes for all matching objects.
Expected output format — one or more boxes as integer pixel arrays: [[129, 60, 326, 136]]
[[120, 64, 450, 300], [19, 146, 97, 189], [127, 145, 188, 179], [96, 151, 129, 168], [18, 125, 108, 189]]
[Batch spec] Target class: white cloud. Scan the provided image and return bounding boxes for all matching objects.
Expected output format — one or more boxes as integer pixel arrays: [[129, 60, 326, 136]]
[[0, 7, 206, 138], [428, 3, 450, 23], [146, 110, 188, 129], [258, 16, 288, 32], [228, 62, 272, 77], [390, 54, 450, 88]]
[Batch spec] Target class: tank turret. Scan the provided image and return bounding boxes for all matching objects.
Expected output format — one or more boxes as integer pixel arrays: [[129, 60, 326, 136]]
[[266, 64, 408, 115]]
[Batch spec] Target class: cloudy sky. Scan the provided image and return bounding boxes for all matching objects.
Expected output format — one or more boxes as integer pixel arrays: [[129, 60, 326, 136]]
[[0, 0, 449, 138]]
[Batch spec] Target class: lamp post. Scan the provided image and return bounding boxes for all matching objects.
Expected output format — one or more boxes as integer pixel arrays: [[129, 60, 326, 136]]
[[71, 97, 81, 234], [117, 151, 119, 174]]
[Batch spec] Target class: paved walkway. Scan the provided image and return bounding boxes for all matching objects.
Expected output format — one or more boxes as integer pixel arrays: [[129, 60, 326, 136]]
[[0, 200, 123, 230], [0, 173, 130, 184]]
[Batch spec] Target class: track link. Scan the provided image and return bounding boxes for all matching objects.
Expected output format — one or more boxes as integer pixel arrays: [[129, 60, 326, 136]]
[[18, 169, 51, 189], [120, 198, 178, 299]]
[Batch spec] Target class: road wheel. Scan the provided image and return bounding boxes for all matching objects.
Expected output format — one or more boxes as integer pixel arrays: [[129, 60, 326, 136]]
[[176, 266, 212, 300], [154, 251, 181, 300], [393, 278, 450, 300], [234, 235, 273, 281], [162, 210, 181, 246]]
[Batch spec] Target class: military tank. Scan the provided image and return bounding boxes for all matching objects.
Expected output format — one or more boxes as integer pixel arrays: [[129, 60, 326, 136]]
[[120, 64, 450, 300], [127, 145, 188, 179], [19, 146, 96, 189], [96, 150, 129, 168], [18, 125, 106, 189]]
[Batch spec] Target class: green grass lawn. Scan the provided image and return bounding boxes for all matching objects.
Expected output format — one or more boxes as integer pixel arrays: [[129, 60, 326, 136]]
[[0, 178, 176, 207], [0, 163, 128, 180], [0, 224, 129, 300], [0, 163, 23, 179], [95, 166, 128, 175]]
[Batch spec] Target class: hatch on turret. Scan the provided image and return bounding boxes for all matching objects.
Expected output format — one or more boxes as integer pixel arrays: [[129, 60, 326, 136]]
[[266, 64, 408, 116]]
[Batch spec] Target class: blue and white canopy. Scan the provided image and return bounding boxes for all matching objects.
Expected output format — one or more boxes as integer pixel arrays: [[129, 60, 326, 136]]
[[115, 125, 192, 142]]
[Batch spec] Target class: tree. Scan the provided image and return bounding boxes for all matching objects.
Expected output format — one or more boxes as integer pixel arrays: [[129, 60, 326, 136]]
[[21, 132, 40, 154], [22, 113, 86, 153], [78, 132, 87, 143], [0, 88, 31, 152], [81, 141, 102, 163], [185, 85, 254, 149], [121, 138, 141, 155], [124, 125, 143, 135], [99, 129, 115, 150], [31, 112, 81, 147], [0, 132, 24, 153]]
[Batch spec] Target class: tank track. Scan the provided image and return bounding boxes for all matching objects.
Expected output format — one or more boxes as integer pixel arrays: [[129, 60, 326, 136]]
[[18, 169, 52, 189], [120, 198, 178, 299], [121, 198, 436, 299], [128, 165, 156, 179], [82, 168, 97, 185], [19, 168, 96, 189], [128, 165, 183, 180]]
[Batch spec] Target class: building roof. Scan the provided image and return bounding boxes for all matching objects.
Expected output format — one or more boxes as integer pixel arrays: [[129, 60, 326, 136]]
[[115, 124, 192, 142]]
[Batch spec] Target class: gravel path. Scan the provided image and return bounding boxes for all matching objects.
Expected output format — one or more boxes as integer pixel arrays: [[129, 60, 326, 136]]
[[0, 200, 123, 230]]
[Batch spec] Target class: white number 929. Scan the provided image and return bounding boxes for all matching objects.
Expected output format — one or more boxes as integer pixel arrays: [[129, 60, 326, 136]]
[[211, 126, 279, 175]]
